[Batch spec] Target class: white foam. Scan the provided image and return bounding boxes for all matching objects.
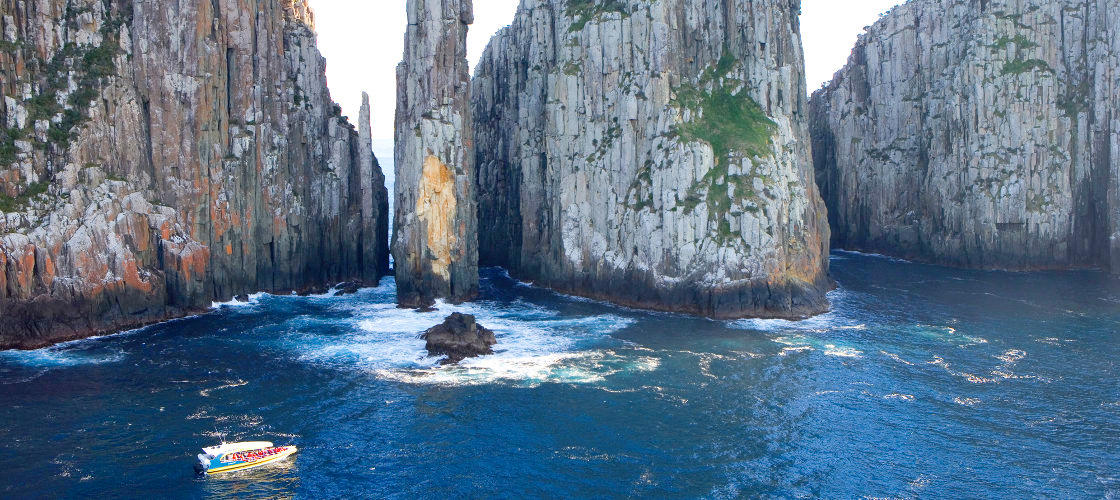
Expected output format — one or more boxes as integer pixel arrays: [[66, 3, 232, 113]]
[[880, 350, 915, 366], [0, 345, 126, 368], [779, 346, 813, 356], [915, 324, 987, 346], [199, 379, 248, 397], [210, 292, 266, 309], [833, 249, 913, 263], [282, 295, 644, 387], [376, 351, 659, 387], [927, 356, 999, 384], [1036, 337, 1076, 346], [823, 345, 864, 358], [996, 349, 1027, 365], [774, 335, 863, 359], [729, 289, 865, 334]]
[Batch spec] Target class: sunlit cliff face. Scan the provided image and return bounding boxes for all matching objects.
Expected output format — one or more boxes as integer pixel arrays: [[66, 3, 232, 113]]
[[416, 155, 458, 282]]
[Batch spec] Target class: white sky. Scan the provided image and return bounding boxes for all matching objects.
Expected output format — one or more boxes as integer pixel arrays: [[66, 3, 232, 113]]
[[312, 0, 905, 164]]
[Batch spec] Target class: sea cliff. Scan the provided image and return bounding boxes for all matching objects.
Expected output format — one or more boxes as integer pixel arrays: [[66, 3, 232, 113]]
[[811, 0, 1119, 272], [0, 0, 390, 349]]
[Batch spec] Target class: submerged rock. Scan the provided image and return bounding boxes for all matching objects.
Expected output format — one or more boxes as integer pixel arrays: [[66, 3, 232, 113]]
[[0, 0, 391, 349], [334, 281, 365, 296], [810, 0, 1119, 272], [421, 313, 496, 365], [471, 0, 832, 319]]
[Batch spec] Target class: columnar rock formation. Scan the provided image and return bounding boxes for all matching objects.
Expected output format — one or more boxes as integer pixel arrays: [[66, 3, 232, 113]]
[[472, 0, 832, 319], [394, 0, 478, 308], [0, 0, 390, 349], [811, 0, 1119, 272], [359, 93, 391, 284]]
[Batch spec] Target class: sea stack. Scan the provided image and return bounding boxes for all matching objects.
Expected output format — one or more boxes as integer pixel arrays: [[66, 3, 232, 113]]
[[393, 0, 479, 308], [810, 0, 1119, 272], [359, 92, 391, 283], [471, 0, 832, 319], [0, 0, 390, 349]]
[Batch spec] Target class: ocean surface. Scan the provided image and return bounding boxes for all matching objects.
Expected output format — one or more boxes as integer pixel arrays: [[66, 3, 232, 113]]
[[1, 252, 1118, 498]]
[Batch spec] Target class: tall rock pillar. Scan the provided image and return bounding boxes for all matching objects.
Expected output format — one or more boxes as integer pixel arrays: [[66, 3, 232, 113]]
[[360, 92, 391, 283], [393, 0, 478, 308]]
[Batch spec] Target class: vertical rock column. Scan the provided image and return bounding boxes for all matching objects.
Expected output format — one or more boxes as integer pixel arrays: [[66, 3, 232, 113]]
[[359, 92, 391, 282], [393, 0, 478, 308]]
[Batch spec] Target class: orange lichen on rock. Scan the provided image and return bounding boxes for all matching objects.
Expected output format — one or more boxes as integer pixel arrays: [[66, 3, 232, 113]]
[[16, 245, 36, 293], [179, 244, 211, 281], [415, 155, 458, 281], [41, 254, 55, 288], [0, 251, 7, 297], [121, 259, 154, 293]]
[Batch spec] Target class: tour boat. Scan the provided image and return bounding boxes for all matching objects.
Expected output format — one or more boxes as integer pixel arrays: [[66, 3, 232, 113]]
[[196, 441, 298, 475]]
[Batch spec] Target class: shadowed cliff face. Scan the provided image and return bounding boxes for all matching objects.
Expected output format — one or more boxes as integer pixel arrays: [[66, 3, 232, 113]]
[[393, 0, 478, 309], [811, 0, 1119, 273], [0, 0, 390, 349], [471, 0, 832, 319]]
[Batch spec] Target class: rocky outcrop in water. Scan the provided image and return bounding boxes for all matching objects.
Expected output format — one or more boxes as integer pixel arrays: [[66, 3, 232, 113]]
[[0, 0, 390, 349], [393, 0, 479, 309], [811, 0, 1119, 272], [421, 312, 496, 365], [471, 0, 832, 319]]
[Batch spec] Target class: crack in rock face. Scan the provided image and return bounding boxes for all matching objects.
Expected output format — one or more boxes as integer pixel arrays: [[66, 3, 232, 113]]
[[417, 155, 458, 282]]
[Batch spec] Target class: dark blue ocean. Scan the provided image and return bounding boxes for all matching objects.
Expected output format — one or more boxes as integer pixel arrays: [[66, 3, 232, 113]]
[[1, 252, 1118, 498]]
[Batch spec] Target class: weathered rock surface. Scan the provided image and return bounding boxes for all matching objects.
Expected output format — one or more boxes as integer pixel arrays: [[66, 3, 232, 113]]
[[811, 0, 1119, 272], [0, 0, 390, 349], [421, 312, 496, 365], [393, 0, 479, 309], [472, 0, 832, 319]]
